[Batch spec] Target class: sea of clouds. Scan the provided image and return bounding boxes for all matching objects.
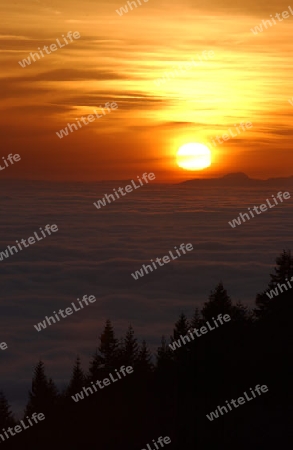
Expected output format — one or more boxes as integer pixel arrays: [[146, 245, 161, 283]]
[[0, 179, 292, 414]]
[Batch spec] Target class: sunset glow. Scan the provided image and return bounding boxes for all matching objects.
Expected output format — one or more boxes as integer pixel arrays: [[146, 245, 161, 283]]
[[176, 143, 212, 171], [1, 1, 293, 446], [1, 0, 293, 183]]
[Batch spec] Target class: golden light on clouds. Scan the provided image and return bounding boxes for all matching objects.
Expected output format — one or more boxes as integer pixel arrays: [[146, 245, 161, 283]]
[[0, 0, 293, 180]]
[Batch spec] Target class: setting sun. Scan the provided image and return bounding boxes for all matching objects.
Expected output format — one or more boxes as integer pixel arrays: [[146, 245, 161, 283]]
[[176, 143, 212, 171]]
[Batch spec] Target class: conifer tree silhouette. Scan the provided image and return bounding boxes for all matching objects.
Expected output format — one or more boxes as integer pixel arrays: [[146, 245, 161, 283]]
[[255, 249, 293, 318], [190, 307, 202, 329], [169, 313, 191, 363], [201, 282, 234, 320], [3, 252, 293, 449], [99, 319, 118, 368], [66, 356, 85, 396], [0, 391, 15, 428], [156, 336, 173, 371], [135, 340, 153, 373], [271, 249, 293, 283], [88, 348, 102, 381], [122, 325, 139, 366], [231, 301, 251, 323], [89, 320, 118, 379], [25, 361, 58, 417], [172, 313, 189, 340]]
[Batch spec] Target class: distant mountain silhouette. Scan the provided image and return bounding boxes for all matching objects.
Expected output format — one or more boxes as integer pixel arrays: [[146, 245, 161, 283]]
[[1, 174, 293, 187], [179, 172, 293, 187]]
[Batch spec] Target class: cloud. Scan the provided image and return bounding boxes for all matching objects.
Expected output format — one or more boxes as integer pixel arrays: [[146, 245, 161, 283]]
[[1, 181, 292, 416], [3, 69, 130, 83]]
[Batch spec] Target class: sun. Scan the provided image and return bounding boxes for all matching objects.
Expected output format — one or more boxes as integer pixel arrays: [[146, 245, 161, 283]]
[[176, 143, 212, 171]]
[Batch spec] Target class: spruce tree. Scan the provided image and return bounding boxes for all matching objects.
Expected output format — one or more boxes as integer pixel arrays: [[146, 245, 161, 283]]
[[135, 340, 153, 373], [88, 349, 102, 381], [0, 392, 15, 428], [201, 282, 234, 321], [231, 301, 250, 323], [271, 249, 293, 283], [89, 320, 118, 376], [66, 356, 85, 396], [25, 361, 58, 416], [122, 325, 139, 366], [190, 307, 202, 329], [255, 250, 293, 318], [172, 313, 189, 340], [156, 336, 173, 371]]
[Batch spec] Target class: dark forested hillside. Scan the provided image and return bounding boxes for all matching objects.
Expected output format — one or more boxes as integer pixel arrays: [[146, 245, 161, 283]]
[[1, 250, 292, 449]]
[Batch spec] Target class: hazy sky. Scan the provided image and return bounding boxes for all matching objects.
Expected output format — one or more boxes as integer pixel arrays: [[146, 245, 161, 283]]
[[1, 0, 293, 181]]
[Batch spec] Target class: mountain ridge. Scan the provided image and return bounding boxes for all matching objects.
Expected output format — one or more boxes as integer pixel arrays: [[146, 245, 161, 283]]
[[179, 172, 293, 186]]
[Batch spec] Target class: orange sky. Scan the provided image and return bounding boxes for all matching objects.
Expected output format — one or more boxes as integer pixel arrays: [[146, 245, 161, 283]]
[[1, 0, 293, 182]]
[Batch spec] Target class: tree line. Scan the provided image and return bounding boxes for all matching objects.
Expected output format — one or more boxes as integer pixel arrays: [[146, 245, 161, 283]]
[[1, 250, 293, 448]]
